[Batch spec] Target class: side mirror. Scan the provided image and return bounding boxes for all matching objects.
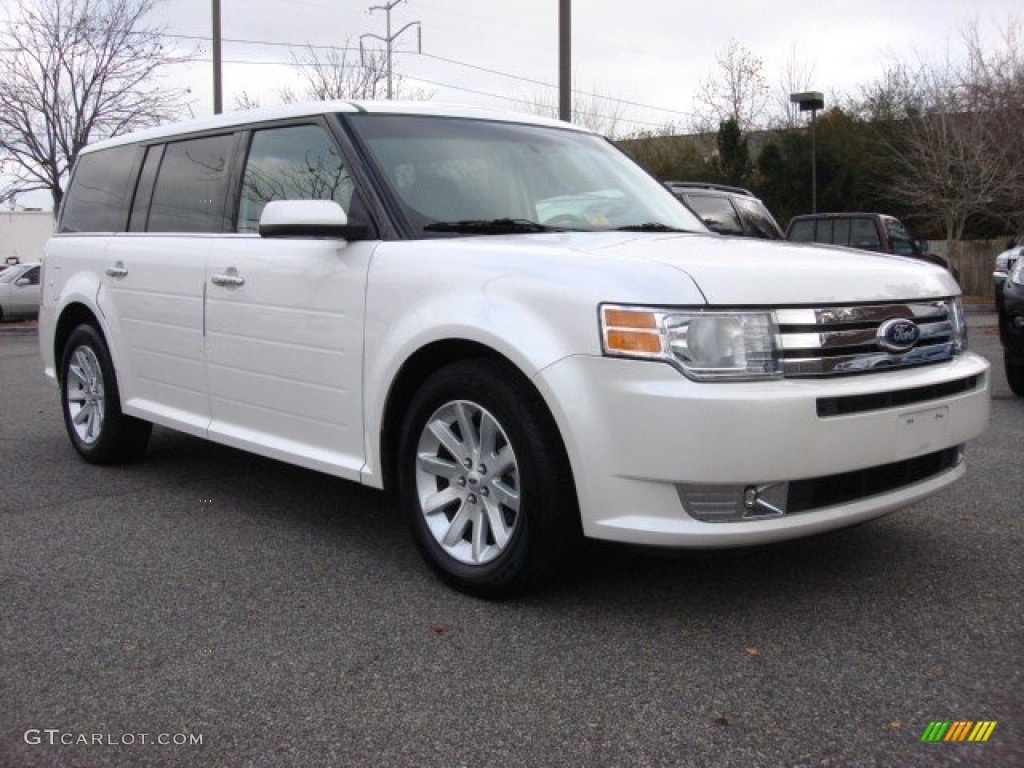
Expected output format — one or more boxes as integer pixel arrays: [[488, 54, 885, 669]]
[[14, 277, 31, 286], [258, 200, 366, 240]]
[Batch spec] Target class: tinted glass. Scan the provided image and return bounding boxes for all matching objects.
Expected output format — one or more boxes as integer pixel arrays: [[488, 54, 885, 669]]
[[686, 194, 743, 235], [238, 124, 354, 233], [59, 145, 139, 233], [832, 218, 851, 246], [884, 219, 917, 255], [732, 196, 783, 239], [814, 219, 834, 243], [849, 218, 881, 249], [148, 134, 234, 233], [788, 220, 815, 242]]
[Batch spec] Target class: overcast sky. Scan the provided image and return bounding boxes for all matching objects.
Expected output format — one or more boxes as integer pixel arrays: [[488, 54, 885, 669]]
[[7, 0, 1021, 209], [151, 0, 1020, 128]]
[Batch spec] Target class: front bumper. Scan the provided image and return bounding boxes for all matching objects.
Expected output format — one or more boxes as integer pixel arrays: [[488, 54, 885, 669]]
[[534, 352, 990, 547]]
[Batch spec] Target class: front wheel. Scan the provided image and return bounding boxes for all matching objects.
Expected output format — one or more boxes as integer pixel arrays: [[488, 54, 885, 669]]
[[397, 360, 580, 597], [60, 324, 152, 464]]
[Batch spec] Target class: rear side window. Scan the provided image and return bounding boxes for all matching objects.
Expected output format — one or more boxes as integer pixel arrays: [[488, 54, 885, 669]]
[[147, 134, 234, 233], [788, 220, 815, 242], [849, 218, 881, 249], [59, 145, 140, 233], [831, 218, 851, 246], [686, 194, 743, 235], [237, 124, 355, 233], [733, 197, 782, 239]]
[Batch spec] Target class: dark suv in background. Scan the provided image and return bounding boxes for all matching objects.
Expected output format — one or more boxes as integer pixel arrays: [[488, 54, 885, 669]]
[[666, 182, 785, 240], [993, 237, 1024, 396], [786, 212, 953, 274]]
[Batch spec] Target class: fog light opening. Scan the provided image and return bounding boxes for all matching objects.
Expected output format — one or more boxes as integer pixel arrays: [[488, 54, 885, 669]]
[[678, 482, 789, 522]]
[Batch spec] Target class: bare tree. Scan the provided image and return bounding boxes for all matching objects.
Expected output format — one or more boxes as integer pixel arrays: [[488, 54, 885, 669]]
[[860, 16, 1024, 243], [692, 40, 771, 133], [0, 0, 186, 211], [232, 41, 430, 109], [770, 43, 817, 129], [516, 79, 627, 138]]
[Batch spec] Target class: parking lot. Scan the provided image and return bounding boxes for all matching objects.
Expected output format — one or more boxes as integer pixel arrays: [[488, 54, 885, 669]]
[[1, 315, 1020, 767]]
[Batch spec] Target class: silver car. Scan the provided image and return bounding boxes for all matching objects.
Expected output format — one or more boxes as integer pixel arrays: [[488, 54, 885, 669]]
[[0, 262, 41, 321]]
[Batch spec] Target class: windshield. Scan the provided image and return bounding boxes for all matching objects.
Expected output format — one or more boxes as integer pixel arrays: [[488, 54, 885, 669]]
[[345, 114, 705, 238]]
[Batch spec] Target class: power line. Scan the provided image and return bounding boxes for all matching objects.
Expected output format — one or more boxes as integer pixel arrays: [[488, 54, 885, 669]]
[[145, 30, 692, 118], [1, 19, 694, 126]]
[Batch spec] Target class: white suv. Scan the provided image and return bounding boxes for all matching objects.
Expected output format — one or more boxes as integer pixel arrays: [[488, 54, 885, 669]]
[[40, 102, 990, 595]]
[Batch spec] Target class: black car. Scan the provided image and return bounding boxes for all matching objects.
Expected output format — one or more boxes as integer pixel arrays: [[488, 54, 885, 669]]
[[995, 254, 1024, 396], [666, 182, 785, 240]]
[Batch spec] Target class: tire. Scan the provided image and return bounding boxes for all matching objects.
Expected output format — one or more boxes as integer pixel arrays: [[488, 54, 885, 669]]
[[1006, 352, 1024, 397], [60, 324, 152, 464], [397, 359, 580, 597]]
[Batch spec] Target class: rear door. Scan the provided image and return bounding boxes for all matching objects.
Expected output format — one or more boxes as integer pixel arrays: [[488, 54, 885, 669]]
[[103, 134, 236, 435], [204, 121, 376, 480]]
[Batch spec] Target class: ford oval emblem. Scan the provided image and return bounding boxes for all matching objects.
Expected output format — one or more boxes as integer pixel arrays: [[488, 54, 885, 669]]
[[877, 318, 920, 353]]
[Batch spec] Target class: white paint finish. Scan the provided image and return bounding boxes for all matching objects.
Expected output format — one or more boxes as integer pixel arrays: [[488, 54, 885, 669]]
[[533, 354, 990, 543], [204, 235, 374, 481], [101, 235, 210, 424]]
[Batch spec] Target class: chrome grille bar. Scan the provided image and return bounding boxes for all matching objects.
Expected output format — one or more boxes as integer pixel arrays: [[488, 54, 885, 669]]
[[775, 300, 959, 377]]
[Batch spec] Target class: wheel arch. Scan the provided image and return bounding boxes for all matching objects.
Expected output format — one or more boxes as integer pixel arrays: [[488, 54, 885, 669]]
[[377, 339, 573, 497], [54, 302, 104, 385]]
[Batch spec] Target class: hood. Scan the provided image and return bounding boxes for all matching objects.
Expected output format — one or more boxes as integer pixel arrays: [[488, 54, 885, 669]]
[[557, 232, 959, 305]]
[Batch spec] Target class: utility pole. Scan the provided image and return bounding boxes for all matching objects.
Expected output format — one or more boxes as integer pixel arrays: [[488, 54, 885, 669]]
[[212, 0, 222, 114], [361, 0, 421, 100], [559, 0, 571, 122]]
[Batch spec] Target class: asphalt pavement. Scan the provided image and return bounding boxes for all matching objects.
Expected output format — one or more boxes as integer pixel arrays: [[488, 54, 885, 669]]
[[1, 314, 1020, 767]]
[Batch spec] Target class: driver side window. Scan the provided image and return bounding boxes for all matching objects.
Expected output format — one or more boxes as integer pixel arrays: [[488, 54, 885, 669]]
[[237, 124, 356, 233]]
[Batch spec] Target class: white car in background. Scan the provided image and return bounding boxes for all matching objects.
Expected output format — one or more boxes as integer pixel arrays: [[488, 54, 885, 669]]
[[0, 261, 41, 321]]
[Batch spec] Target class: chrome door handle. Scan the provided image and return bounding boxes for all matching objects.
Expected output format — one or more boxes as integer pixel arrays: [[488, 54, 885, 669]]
[[211, 273, 245, 287], [105, 265, 128, 278]]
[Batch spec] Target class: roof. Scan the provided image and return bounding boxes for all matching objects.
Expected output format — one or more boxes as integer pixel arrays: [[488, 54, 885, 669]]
[[665, 182, 756, 197], [789, 212, 900, 222], [82, 100, 588, 154]]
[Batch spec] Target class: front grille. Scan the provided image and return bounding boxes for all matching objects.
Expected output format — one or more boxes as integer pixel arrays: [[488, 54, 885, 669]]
[[776, 300, 962, 377], [787, 446, 963, 513]]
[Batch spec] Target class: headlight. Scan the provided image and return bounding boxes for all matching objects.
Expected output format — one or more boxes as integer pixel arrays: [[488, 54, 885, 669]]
[[601, 305, 781, 381], [1010, 258, 1024, 287], [950, 297, 968, 353]]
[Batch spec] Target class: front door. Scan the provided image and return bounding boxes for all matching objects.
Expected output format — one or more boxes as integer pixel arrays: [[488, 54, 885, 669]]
[[204, 122, 374, 480]]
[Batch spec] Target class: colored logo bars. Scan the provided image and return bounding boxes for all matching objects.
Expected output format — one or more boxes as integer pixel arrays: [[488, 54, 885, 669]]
[[921, 721, 997, 742]]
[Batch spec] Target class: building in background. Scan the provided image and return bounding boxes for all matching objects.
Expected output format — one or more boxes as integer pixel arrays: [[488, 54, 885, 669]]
[[1, 211, 53, 264]]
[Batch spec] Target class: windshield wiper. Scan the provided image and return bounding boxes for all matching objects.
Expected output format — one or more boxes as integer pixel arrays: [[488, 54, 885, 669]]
[[423, 218, 561, 235], [614, 222, 689, 233]]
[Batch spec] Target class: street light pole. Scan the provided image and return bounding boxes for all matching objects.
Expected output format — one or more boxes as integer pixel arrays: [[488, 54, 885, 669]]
[[790, 91, 825, 213]]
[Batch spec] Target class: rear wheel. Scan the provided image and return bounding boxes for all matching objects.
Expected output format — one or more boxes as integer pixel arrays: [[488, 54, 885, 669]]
[[397, 360, 579, 597], [60, 324, 152, 464]]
